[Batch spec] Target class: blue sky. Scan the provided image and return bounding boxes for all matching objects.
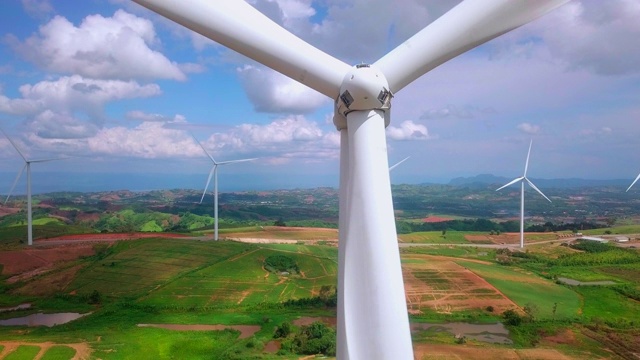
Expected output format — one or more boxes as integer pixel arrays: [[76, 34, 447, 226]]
[[0, 0, 639, 193]]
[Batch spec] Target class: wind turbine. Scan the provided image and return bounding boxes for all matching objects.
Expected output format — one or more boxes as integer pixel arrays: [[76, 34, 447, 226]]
[[626, 172, 640, 192], [192, 135, 256, 241], [496, 140, 551, 249], [1, 129, 65, 246], [131, 1, 569, 357]]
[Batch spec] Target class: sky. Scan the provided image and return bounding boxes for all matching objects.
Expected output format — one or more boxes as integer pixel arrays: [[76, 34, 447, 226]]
[[0, 0, 639, 193]]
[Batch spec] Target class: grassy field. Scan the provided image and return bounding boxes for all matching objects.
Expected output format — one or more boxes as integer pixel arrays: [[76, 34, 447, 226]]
[[458, 260, 582, 319], [399, 230, 472, 244]]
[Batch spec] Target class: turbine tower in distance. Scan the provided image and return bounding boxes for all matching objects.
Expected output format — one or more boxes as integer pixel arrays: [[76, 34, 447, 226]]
[[192, 135, 256, 241], [132, 1, 569, 357], [496, 140, 551, 249], [627, 172, 640, 192], [1, 129, 65, 246]]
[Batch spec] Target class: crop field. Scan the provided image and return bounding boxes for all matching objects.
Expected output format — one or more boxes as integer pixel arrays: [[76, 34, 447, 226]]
[[220, 226, 338, 241], [399, 230, 471, 244], [402, 254, 518, 314], [458, 260, 582, 319], [141, 244, 338, 308], [68, 239, 253, 297]]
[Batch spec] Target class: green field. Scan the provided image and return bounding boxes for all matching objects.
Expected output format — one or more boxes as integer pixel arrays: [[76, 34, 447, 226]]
[[458, 260, 582, 319], [399, 230, 472, 244]]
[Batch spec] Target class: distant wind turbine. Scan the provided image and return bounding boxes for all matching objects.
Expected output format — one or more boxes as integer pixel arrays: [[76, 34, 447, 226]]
[[1, 129, 66, 246], [496, 140, 551, 249], [192, 135, 257, 240], [627, 172, 640, 192]]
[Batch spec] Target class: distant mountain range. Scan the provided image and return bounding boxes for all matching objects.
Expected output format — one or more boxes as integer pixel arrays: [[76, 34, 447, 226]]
[[448, 174, 631, 188]]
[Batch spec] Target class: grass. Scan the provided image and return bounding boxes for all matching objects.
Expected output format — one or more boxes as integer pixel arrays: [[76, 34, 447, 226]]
[[399, 230, 472, 244], [40, 346, 76, 360], [458, 260, 581, 320], [4, 345, 40, 360], [575, 286, 640, 324]]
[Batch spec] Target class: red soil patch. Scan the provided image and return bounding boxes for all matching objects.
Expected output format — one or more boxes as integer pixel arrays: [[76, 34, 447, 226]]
[[413, 344, 574, 359], [402, 254, 518, 314], [264, 340, 280, 353], [423, 216, 454, 223], [0, 207, 20, 217], [0, 245, 94, 276], [292, 317, 337, 327]]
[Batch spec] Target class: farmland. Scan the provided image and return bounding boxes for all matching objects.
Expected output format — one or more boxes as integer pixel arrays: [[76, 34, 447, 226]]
[[0, 184, 639, 358]]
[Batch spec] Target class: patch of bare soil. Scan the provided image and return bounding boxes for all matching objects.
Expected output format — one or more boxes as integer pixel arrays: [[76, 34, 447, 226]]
[[539, 329, 578, 346], [423, 216, 454, 223], [0, 341, 91, 360], [13, 264, 85, 296], [413, 344, 575, 360], [0, 207, 20, 217], [263, 340, 280, 353], [402, 255, 518, 314], [0, 245, 94, 276], [137, 324, 260, 339], [43, 232, 190, 242]]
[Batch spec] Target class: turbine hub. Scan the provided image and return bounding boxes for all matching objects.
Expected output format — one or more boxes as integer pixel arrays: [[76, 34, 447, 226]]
[[334, 64, 392, 130]]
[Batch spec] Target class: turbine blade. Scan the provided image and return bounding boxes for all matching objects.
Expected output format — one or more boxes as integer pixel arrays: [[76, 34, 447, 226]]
[[191, 134, 217, 164], [389, 156, 410, 172], [524, 139, 532, 176], [627, 173, 640, 192], [496, 177, 524, 191], [5, 164, 26, 204], [217, 158, 258, 166], [375, 0, 569, 93], [526, 178, 552, 202], [200, 166, 216, 204], [0, 128, 28, 162], [29, 157, 68, 163], [133, 0, 350, 99]]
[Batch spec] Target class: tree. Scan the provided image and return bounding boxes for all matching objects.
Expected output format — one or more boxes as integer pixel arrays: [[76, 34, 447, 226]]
[[274, 218, 287, 227], [524, 302, 539, 321]]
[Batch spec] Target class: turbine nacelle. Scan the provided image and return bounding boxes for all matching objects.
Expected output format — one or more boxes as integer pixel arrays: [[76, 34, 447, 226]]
[[334, 64, 391, 130]]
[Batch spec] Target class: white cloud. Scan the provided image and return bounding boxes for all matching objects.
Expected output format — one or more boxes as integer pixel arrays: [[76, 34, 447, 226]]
[[237, 65, 329, 113], [502, 0, 640, 76], [517, 123, 541, 135], [0, 75, 160, 116], [386, 120, 430, 140], [88, 122, 202, 158], [126, 110, 186, 123], [30, 110, 99, 139], [9, 10, 193, 80]]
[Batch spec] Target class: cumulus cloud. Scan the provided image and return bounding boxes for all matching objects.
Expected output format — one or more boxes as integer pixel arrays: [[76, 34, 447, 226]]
[[237, 65, 329, 113], [386, 120, 430, 140], [545, 0, 640, 75], [88, 122, 202, 158], [517, 123, 541, 135], [8, 10, 194, 80], [205, 115, 339, 163], [0, 75, 160, 116], [29, 110, 99, 139]]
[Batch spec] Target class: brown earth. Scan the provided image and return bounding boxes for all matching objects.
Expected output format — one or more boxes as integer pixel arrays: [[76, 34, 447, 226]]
[[402, 254, 519, 314], [413, 344, 575, 360], [0, 341, 91, 360], [43, 232, 190, 242], [0, 245, 95, 276]]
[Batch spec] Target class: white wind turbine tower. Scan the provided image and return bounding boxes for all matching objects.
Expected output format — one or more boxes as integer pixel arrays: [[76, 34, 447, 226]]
[[626, 172, 640, 192], [496, 140, 551, 249], [132, 1, 569, 357], [1, 129, 65, 246], [192, 135, 256, 241]]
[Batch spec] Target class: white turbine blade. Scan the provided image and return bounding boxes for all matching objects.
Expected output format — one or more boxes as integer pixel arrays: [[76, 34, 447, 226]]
[[191, 134, 217, 164], [523, 139, 533, 177], [0, 128, 28, 162], [133, 0, 351, 99], [389, 156, 410, 172], [217, 158, 258, 166], [375, 0, 569, 93], [627, 173, 640, 192], [496, 177, 524, 192], [4, 164, 26, 204], [200, 166, 216, 204], [526, 178, 552, 202]]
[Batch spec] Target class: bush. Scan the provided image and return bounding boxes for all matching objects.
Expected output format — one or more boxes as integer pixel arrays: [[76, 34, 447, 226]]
[[264, 255, 299, 274], [502, 309, 523, 326]]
